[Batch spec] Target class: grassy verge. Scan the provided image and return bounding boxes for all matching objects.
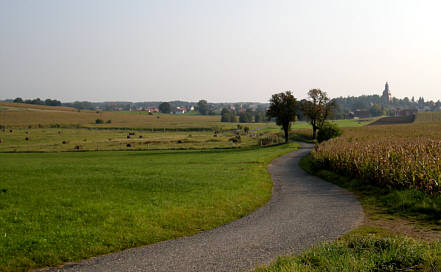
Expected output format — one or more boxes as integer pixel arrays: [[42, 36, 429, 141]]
[[257, 226, 441, 272], [0, 143, 298, 271], [300, 155, 441, 226]]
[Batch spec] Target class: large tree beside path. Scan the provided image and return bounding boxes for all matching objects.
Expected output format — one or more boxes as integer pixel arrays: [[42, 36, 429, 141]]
[[266, 91, 297, 143], [302, 89, 336, 139]]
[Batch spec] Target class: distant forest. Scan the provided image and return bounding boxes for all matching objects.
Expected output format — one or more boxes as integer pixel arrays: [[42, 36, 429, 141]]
[[5, 94, 441, 121]]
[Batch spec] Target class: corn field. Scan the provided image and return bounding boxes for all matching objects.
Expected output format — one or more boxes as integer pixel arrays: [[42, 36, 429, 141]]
[[312, 122, 441, 194]]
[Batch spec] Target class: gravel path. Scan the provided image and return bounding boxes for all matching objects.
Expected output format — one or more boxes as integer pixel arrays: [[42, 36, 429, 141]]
[[42, 143, 364, 272]]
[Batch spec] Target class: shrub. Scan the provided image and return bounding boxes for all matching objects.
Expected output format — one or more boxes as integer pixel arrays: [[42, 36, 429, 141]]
[[317, 122, 342, 143], [106, 120, 112, 124], [95, 119, 104, 124]]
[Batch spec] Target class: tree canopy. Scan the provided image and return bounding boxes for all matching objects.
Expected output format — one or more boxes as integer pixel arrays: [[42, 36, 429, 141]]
[[197, 100, 209, 115], [302, 89, 336, 139], [266, 91, 297, 143], [158, 102, 171, 113]]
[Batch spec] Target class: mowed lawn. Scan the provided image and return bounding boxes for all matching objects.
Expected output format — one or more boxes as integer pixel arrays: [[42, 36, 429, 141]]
[[0, 143, 298, 271]]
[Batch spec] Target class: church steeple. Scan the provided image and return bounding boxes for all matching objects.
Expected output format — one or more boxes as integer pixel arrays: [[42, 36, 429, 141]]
[[382, 81, 392, 102]]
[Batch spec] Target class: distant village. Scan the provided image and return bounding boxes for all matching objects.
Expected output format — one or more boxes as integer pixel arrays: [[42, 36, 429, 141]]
[[4, 82, 441, 120]]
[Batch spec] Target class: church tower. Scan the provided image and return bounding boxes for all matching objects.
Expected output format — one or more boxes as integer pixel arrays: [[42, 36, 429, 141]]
[[382, 82, 392, 103]]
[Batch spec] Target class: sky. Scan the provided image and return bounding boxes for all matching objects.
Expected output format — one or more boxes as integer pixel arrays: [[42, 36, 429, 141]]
[[1, 0, 441, 103]]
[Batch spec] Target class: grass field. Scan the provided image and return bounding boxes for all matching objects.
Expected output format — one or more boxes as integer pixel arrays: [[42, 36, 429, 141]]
[[0, 102, 78, 112], [415, 111, 441, 122], [256, 118, 376, 135], [0, 143, 298, 272], [0, 128, 282, 152], [0, 102, 268, 130]]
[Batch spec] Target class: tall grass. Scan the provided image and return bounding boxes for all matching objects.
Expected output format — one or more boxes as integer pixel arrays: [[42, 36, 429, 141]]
[[256, 226, 441, 272]]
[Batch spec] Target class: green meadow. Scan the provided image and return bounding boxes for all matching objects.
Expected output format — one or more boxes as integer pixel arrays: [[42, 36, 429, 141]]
[[0, 143, 298, 271]]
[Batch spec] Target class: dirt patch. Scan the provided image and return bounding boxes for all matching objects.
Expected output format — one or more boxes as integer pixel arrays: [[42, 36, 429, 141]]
[[364, 215, 441, 241]]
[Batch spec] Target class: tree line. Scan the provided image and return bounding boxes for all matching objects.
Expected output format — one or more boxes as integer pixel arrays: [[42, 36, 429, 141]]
[[13, 97, 62, 107]]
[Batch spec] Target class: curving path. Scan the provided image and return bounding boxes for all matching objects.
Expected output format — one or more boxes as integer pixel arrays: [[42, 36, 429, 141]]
[[42, 143, 363, 272]]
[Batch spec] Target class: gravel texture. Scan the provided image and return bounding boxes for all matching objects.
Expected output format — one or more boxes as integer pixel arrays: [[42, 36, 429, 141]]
[[40, 143, 364, 272]]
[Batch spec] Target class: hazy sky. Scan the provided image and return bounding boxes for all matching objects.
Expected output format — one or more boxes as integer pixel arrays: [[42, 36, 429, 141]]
[[1, 0, 440, 102]]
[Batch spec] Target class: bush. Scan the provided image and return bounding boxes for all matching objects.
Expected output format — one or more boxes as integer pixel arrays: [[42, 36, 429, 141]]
[[317, 122, 342, 142], [95, 119, 104, 124], [106, 120, 112, 124]]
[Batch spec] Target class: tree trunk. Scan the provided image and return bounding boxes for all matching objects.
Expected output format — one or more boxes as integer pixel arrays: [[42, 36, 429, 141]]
[[312, 127, 317, 139], [284, 126, 289, 143]]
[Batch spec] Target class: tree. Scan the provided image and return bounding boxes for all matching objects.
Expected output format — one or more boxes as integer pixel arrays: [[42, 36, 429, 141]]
[[302, 89, 336, 139], [30, 98, 45, 105], [197, 100, 209, 115], [369, 104, 383, 117], [158, 102, 171, 113], [221, 108, 231, 122], [44, 99, 61, 106], [13, 97, 24, 103], [254, 111, 266, 123], [266, 91, 297, 143]]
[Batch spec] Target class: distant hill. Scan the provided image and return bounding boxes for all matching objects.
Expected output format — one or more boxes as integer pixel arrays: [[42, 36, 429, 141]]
[[0, 102, 77, 112]]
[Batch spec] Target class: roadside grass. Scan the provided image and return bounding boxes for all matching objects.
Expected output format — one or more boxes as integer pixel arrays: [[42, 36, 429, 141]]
[[256, 226, 441, 272], [0, 128, 270, 152], [299, 154, 441, 227], [0, 143, 299, 271]]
